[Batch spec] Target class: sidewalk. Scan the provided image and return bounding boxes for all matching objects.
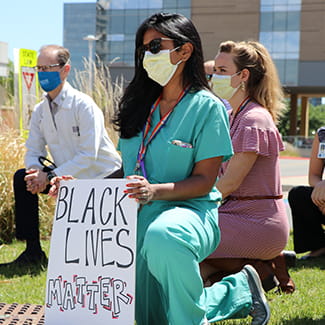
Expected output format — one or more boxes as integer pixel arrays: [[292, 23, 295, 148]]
[[280, 156, 309, 228]]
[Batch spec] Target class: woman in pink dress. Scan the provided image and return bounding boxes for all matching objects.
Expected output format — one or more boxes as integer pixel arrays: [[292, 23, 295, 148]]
[[200, 40, 295, 294]]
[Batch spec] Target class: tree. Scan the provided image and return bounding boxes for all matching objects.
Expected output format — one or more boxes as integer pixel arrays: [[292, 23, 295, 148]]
[[277, 100, 325, 136], [0, 60, 14, 106]]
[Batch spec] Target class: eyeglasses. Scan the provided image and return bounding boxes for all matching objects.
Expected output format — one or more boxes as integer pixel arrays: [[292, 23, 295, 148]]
[[139, 38, 174, 56], [33, 63, 63, 72]]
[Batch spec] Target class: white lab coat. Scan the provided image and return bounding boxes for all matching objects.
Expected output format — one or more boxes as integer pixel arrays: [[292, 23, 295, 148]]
[[25, 82, 121, 179]]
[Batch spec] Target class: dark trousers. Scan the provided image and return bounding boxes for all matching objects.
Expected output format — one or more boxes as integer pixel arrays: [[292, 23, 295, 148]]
[[13, 169, 50, 242], [288, 186, 325, 253]]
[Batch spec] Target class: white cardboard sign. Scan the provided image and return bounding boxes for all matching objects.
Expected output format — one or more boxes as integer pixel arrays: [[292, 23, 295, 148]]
[[45, 179, 137, 324]]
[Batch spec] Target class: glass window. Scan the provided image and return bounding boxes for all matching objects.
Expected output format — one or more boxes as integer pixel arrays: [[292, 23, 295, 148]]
[[110, 11, 124, 33], [107, 34, 125, 41], [179, 0, 191, 7], [124, 40, 135, 54], [163, 0, 178, 7], [148, 0, 163, 9], [287, 11, 300, 31], [272, 53, 286, 59], [138, 9, 150, 25], [261, 0, 273, 5], [96, 0, 190, 66], [259, 32, 273, 52], [274, 59, 285, 83], [124, 54, 134, 63], [261, 0, 274, 12], [261, 0, 301, 12], [124, 10, 139, 33], [111, 0, 126, 9], [273, 12, 287, 31], [287, 0, 301, 11], [260, 12, 273, 31], [164, 7, 177, 13], [260, 31, 299, 59], [125, 0, 139, 9], [109, 41, 124, 54], [285, 59, 299, 85], [286, 31, 300, 54], [285, 52, 299, 59], [178, 8, 191, 18]]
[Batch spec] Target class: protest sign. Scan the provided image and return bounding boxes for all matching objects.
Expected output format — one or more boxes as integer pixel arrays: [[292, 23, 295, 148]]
[[45, 179, 137, 324]]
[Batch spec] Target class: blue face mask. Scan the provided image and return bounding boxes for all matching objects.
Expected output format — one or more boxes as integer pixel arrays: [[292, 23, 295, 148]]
[[38, 71, 62, 92]]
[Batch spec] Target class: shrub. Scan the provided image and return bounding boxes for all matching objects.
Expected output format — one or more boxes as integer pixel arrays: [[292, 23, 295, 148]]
[[0, 129, 55, 243], [72, 58, 124, 146]]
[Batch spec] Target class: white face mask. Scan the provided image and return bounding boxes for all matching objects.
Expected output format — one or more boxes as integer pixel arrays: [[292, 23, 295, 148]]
[[143, 48, 182, 86], [211, 71, 241, 100]]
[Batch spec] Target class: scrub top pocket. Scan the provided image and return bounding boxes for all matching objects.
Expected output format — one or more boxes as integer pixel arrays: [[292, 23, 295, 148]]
[[163, 141, 195, 182]]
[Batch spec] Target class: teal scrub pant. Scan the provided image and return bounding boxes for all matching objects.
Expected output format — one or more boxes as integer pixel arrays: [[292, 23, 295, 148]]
[[135, 201, 252, 325]]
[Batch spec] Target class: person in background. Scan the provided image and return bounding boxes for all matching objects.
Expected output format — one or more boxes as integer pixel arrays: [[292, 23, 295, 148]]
[[288, 126, 325, 259], [0, 45, 121, 271], [113, 13, 270, 325], [200, 40, 296, 294], [204, 59, 215, 81]]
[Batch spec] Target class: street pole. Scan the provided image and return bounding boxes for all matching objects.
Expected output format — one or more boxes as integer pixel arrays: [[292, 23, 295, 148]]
[[83, 35, 97, 93]]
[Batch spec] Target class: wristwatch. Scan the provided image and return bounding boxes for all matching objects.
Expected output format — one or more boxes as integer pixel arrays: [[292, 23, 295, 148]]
[[47, 170, 56, 182]]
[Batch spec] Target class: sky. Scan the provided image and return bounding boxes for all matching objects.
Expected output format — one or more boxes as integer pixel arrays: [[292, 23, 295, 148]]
[[0, 0, 95, 61]]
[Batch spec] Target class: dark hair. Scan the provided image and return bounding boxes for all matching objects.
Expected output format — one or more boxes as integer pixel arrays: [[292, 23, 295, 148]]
[[113, 12, 209, 138]]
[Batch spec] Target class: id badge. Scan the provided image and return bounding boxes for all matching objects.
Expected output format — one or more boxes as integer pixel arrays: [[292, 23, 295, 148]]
[[318, 142, 325, 158]]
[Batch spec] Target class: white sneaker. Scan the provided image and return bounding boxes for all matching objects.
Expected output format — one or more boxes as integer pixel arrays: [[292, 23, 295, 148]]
[[242, 265, 270, 325]]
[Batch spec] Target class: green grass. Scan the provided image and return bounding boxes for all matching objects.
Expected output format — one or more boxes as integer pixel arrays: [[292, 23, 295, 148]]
[[0, 240, 50, 304], [0, 237, 324, 324]]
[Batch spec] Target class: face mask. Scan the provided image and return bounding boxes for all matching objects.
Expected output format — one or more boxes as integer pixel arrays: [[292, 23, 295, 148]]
[[211, 71, 241, 100], [38, 71, 62, 92], [143, 48, 182, 86]]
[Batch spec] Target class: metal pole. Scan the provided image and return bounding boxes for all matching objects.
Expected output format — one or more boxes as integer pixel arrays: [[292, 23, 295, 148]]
[[88, 39, 93, 92], [83, 35, 98, 93]]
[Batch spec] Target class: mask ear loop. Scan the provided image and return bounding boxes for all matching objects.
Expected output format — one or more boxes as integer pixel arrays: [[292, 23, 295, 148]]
[[169, 46, 183, 66]]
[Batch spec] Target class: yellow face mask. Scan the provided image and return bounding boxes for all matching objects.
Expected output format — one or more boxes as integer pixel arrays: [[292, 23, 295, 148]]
[[211, 71, 241, 100], [143, 48, 182, 86]]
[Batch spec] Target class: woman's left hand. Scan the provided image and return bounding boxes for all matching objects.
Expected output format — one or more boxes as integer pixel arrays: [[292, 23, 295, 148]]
[[48, 175, 75, 198], [125, 175, 154, 204]]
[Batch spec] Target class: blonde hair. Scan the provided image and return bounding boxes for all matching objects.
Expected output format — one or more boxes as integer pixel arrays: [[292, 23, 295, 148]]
[[219, 40, 285, 123]]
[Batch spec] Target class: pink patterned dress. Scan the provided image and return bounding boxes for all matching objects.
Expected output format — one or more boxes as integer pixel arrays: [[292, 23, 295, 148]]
[[209, 101, 290, 260]]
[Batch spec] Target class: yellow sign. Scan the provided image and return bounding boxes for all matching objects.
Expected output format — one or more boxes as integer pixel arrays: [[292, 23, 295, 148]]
[[17, 48, 38, 136], [19, 48, 37, 67]]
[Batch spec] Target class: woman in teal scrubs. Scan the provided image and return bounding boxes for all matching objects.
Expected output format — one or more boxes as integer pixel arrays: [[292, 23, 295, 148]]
[[114, 13, 270, 325]]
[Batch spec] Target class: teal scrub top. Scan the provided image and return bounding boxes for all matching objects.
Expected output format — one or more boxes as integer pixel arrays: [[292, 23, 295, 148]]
[[118, 89, 233, 203]]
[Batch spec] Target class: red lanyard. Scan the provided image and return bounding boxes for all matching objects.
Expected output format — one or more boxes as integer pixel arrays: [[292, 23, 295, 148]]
[[230, 96, 251, 128], [135, 86, 190, 177]]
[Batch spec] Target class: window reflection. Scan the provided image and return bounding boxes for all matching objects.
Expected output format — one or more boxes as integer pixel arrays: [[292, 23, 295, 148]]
[[259, 0, 301, 85], [106, 0, 191, 66], [110, 0, 163, 10], [261, 0, 301, 12]]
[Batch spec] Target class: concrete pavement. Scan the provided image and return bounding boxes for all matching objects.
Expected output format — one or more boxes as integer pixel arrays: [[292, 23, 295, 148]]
[[280, 156, 309, 228]]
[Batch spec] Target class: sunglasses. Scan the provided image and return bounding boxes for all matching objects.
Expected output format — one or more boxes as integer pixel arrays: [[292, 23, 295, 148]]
[[139, 38, 174, 57]]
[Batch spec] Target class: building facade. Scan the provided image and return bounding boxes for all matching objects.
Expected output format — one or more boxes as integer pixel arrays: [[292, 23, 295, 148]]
[[64, 0, 325, 135], [63, 3, 96, 80]]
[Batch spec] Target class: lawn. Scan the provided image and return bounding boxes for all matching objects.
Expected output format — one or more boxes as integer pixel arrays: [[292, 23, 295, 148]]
[[0, 237, 324, 324]]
